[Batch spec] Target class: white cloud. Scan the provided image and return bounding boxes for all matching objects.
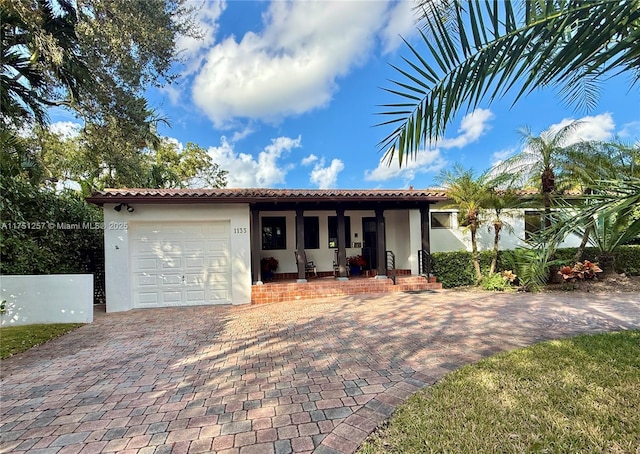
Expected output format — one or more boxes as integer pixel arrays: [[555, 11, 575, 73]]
[[206, 135, 301, 187], [546, 112, 616, 145], [192, 0, 416, 126], [175, 0, 226, 75], [379, 0, 420, 54], [491, 147, 517, 166], [309, 158, 344, 189], [365, 108, 494, 182], [365, 148, 446, 182], [230, 123, 256, 143], [617, 120, 640, 141], [49, 121, 81, 139], [438, 108, 494, 148], [301, 154, 319, 166]]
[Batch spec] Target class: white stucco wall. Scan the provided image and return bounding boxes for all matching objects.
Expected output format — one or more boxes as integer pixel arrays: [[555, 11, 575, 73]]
[[384, 210, 412, 270], [429, 203, 582, 252], [103, 203, 251, 312], [0, 274, 93, 326]]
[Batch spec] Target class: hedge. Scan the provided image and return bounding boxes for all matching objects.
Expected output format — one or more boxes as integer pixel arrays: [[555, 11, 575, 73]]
[[432, 245, 640, 288]]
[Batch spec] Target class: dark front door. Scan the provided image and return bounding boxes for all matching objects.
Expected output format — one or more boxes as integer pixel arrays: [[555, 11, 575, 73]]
[[362, 217, 376, 270]]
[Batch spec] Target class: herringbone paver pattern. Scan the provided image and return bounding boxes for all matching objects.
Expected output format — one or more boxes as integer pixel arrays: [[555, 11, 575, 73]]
[[1, 291, 639, 453]]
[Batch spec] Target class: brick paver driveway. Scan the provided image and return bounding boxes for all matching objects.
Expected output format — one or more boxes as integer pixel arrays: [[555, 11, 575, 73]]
[[2, 291, 640, 454]]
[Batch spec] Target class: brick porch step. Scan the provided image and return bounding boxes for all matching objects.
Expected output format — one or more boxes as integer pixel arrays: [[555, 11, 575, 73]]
[[251, 275, 441, 304]]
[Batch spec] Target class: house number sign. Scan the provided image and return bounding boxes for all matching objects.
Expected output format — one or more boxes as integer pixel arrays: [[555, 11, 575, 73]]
[[233, 228, 247, 234]]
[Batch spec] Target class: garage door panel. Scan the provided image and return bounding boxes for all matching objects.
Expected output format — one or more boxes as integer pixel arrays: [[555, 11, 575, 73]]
[[210, 289, 229, 300], [136, 258, 158, 270], [207, 256, 228, 268], [162, 274, 183, 285], [209, 240, 228, 251], [185, 240, 206, 252], [184, 273, 203, 284], [137, 292, 159, 305], [161, 258, 183, 269], [162, 291, 182, 303], [131, 221, 232, 308], [186, 290, 206, 303], [185, 257, 205, 268], [137, 274, 158, 286]]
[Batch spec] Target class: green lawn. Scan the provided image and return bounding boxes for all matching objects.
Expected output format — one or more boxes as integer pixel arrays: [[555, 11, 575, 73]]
[[359, 331, 640, 453], [0, 324, 84, 359]]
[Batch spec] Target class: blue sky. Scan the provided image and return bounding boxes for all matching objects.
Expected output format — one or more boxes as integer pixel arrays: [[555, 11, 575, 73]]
[[53, 0, 640, 190]]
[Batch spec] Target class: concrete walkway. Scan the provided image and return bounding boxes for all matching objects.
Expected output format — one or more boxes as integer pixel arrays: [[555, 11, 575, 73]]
[[2, 291, 639, 454]]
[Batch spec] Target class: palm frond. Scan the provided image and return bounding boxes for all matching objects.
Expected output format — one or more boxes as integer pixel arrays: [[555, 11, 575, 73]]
[[378, 0, 640, 165]]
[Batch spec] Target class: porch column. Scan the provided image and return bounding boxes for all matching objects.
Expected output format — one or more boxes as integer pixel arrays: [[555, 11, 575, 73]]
[[251, 208, 262, 284], [420, 205, 431, 253], [295, 208, 306, 283], [336, 208, 348, 280], [375, 208, 387, 278]]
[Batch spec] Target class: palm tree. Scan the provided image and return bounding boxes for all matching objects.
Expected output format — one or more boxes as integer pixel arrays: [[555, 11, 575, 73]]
[[494, 122, 581, 231], [378, 0, 640, 164], [437, 164, 492, 282], [484, 188, 519, 275]]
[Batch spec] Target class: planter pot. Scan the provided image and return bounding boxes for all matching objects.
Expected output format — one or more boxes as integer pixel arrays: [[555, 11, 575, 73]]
[[349, 265, 361, 276]]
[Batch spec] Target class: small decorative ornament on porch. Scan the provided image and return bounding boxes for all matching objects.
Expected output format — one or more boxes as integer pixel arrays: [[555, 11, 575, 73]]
[[347, 255, 367, 276], [261, 257, 279, 281]]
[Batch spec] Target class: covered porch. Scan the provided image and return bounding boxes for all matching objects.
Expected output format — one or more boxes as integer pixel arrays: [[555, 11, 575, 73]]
[[249, 189, 447, 286]]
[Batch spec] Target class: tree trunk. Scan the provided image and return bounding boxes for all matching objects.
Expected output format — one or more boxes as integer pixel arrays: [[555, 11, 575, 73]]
[[490, 221, 502, 275], [471, 225, 482, 282], [541, 168, 555, 230], [572, 223, 592, 264]]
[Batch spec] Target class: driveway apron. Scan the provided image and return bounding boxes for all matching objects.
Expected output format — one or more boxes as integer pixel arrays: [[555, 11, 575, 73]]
[[1, 291, 639, 454]]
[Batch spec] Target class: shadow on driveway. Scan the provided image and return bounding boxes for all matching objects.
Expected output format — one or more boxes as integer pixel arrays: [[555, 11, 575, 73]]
[[1, 291, 639, 453]]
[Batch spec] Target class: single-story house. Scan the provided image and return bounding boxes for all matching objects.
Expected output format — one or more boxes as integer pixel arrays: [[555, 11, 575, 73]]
[[86, 188, 581, 312]]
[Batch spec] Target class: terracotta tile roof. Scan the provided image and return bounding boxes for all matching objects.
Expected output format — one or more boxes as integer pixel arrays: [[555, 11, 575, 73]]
[[86, 188, 449, 205]]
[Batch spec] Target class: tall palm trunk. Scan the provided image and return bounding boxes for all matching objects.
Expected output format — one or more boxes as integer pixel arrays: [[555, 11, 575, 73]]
[[542, 168, 555, 230], [470, 224, 482, 282], [490, 220, 502, 274]]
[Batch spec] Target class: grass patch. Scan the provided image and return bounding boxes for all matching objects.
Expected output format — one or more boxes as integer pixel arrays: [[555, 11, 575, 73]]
[[0, 323, 84, 359], [359, 331, 640, 453]]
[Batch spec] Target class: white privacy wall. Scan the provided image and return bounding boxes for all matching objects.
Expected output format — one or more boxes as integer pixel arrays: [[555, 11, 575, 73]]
[[0, 274, 93, 326]]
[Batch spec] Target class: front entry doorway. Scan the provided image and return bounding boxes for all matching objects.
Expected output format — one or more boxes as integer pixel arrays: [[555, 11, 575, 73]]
[[362, 217, 377, 270]]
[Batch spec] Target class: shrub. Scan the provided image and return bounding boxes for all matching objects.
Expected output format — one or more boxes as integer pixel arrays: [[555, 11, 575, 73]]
[[433, 245, 640, 289], [481, 273, 511, 291], [431, 251, 476, 288], [0, 179, 104, 301], [614, 245, 640, 275]]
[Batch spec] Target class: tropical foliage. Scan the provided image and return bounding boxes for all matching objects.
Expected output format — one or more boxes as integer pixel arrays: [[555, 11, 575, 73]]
[[377, 0, 640, 164], [1, 0, 197, 128]]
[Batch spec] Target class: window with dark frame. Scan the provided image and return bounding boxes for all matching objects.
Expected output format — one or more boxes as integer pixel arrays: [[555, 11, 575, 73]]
[[262, 216, 286, 250], [300, 216, 320, 249], [431, 212, 453, 229], [328, 216, 351, 248]]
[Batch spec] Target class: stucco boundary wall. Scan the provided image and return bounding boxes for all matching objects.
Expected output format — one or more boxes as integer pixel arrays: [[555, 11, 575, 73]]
[[0, 274, 93, 326]]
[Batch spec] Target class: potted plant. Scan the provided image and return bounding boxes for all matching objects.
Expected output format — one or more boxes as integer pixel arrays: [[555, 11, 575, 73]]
[[261, 257, 279, 281], [347, 255, 366, 275]]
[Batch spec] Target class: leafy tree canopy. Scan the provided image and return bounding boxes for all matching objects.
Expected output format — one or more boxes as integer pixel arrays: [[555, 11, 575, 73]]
[[1, 0, 197, 128]]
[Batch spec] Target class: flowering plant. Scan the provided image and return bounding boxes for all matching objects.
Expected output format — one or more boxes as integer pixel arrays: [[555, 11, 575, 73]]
[[558, 260, 602, 282], [261, 257, 279, 271], [347, 255, 367, 267]]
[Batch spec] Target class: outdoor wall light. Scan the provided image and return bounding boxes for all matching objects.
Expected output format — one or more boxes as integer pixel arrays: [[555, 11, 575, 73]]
[[114, 203, 134, 213]]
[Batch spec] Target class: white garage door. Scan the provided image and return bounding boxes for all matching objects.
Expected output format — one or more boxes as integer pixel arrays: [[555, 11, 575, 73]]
[[130, 222, 231, 308]]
